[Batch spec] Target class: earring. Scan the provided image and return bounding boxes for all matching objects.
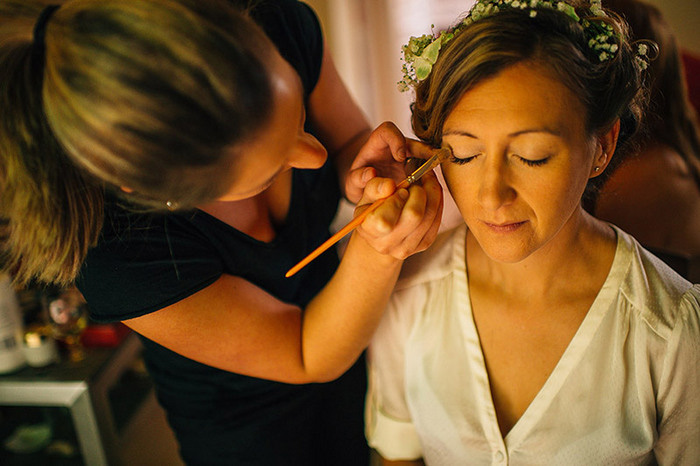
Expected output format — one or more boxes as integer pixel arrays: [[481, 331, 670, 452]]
[[166, 200, 176, 210], [594, 166, 600, 172]]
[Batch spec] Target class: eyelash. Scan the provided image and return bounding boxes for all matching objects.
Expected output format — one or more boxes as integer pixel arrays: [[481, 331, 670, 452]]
[[520, 157, 549, 167], [450, 154, 550, 167], [450, 155, 476, 165]]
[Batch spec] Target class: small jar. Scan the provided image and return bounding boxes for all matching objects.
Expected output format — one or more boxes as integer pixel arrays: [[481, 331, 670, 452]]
[[23, 329, 59, 367]]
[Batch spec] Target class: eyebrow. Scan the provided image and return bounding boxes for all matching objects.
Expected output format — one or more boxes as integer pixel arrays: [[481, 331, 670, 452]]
[[442, 127, 562, 138]]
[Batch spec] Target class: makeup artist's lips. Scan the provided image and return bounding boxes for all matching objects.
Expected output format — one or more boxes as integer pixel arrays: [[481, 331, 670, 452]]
[[482, 220, 527, 233]]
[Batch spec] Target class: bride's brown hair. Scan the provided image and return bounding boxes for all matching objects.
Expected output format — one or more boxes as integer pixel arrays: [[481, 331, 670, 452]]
[[411, 1, 648, 203]]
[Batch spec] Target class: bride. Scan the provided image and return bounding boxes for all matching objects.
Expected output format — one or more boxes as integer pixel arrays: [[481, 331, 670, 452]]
[[366, 1, 700, 464]]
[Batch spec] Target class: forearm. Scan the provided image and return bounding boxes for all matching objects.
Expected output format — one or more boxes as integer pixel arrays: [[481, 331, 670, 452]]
[[301, 231, 402, 382], [122, 176, 439, 385], [297, 173, 442, 381]]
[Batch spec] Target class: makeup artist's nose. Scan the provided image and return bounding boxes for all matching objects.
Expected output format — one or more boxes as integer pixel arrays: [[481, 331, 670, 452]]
[[478, 156, 516, 211], [288, 132, 327, 169]]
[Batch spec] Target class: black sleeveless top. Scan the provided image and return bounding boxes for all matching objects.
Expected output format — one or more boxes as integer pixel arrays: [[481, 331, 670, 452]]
[[76, 2, 368, 464]]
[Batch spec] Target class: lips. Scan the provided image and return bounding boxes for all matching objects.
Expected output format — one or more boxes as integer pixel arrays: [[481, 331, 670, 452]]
[[482, 220, 526, 233]]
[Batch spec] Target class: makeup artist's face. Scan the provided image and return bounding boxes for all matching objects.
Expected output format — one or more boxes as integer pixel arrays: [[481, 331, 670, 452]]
[[215, 50, 327, 201], [441, 61, 598, 263]]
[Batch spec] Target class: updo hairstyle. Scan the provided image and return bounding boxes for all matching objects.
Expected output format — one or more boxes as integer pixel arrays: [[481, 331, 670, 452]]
[[411, 0, 649, 201]]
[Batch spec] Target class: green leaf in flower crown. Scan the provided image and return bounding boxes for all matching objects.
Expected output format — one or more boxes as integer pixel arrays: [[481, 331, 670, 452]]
[[421, 39, 442, 65], [414, 57, 433, 81], [557, 2, 580, 21]]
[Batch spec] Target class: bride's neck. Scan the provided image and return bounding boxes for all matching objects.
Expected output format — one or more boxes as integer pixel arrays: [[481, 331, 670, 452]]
[[466, 211, 616, 301]]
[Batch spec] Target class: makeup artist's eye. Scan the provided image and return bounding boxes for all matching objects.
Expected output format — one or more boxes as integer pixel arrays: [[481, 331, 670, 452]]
[[450, 154, 478, 165]]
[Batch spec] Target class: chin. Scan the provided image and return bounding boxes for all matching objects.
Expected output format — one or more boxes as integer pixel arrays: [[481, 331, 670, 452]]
[[482, 247, 532, 264], [473, 231, 537, 264]]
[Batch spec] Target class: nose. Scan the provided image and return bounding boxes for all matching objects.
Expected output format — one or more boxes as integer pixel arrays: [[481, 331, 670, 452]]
[[288, 132, 327, 170], [478, 156, 515, 211]]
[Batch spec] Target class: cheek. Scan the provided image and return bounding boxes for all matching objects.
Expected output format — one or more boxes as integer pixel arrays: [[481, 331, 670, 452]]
[[531, 166, 587, 221], [442, 166, 476, 216]]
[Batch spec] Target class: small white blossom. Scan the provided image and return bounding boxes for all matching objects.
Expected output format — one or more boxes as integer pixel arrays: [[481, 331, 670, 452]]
[[530, 10, 538, 17]]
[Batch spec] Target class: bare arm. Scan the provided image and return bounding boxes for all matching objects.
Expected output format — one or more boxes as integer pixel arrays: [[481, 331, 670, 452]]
[[124, 173, 442, 384], [306, 46, 371, 199], [123, 41, 443, 384]]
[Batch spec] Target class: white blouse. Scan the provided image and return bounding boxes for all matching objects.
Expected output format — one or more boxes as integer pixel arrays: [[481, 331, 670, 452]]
[[366, 224, 700, 465]]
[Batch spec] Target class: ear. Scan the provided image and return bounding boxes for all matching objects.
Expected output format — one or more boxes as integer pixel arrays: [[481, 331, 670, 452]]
[[589, 119, 620, 178]]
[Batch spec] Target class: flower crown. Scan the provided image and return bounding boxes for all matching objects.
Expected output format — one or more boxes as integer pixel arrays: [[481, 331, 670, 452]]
[[398, 0, 650, 92]]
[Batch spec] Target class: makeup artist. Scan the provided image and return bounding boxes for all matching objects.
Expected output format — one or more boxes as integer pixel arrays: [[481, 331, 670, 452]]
[[0, 0, 443, 464]]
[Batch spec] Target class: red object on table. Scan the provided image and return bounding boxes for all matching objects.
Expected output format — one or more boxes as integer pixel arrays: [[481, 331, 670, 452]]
[[81, 322, 131, 347]]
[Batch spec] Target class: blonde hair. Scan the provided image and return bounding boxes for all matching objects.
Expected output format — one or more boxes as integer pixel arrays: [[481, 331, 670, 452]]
[[0, 0, 274, 285]]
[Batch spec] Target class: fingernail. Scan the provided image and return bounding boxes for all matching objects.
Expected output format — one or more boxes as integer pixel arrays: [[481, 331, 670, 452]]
[[363, 168, 374, 183], [397, 188, 409, 200]]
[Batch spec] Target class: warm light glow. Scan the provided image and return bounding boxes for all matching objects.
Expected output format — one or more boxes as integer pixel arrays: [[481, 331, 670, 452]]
[[24, 331, 43, 348]]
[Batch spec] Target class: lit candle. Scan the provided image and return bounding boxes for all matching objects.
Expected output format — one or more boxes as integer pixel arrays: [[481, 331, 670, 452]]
[[22, 330, 59, 367]]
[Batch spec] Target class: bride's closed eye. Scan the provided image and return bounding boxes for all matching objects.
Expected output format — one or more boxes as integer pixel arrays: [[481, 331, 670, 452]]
[[518, 155, 550, 167], [450, 153, 551, 166], [450, 153, 480, 164]]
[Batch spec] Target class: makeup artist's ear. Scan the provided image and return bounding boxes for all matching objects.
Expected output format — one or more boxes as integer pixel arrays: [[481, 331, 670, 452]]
[[590, 119, 620, 178]]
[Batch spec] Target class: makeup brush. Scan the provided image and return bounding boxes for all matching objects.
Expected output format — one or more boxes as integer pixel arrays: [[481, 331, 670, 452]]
[[285, 147, 451, 278]]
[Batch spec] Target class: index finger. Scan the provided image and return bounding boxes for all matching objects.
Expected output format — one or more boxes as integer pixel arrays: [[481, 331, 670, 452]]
[[405, 139, 439, 161], [357, 122, 408, 164]]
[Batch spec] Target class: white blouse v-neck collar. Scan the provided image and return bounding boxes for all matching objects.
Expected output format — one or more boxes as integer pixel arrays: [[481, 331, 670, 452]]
[[367, 223, 699, 464], [452, 224, 627, 449]]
